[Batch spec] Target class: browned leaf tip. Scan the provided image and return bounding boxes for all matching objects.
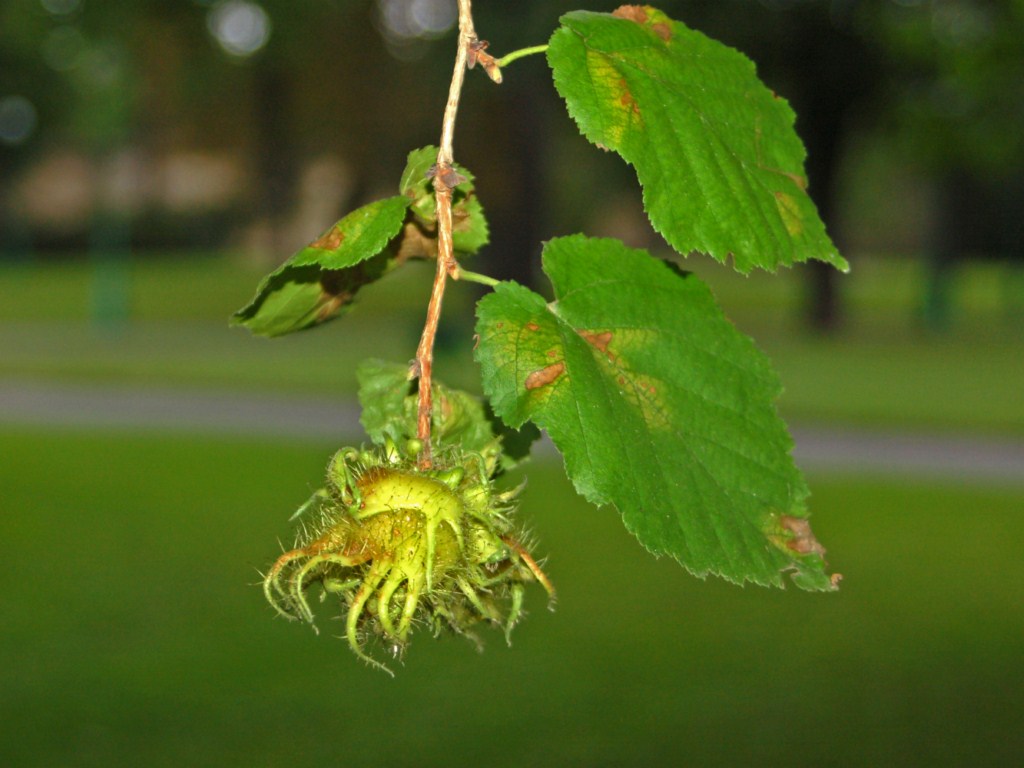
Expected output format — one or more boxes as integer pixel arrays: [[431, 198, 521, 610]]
[[779, 515, 827, 557]]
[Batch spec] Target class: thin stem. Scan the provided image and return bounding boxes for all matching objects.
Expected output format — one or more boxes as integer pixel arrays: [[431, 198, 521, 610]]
[[454, 268, 500, 288], [414, 0, 476, 469], [436, 0, 475, 167], [496, 44, 548, 68]]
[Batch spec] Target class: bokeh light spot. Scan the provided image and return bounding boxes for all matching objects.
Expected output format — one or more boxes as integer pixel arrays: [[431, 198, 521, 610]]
[[409, 0, 457, 35], [207, 1, 271, 58], [41, 25, 85, 71], [40, 0, 82, 16], [0, 96, 39, 146], [375, 0, 455, 61], [931, 1, 992, 48], [377, 0, 455, 41]]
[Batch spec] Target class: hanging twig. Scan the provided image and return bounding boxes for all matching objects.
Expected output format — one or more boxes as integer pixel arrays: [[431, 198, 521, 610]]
[[414, 0, 478, 468]]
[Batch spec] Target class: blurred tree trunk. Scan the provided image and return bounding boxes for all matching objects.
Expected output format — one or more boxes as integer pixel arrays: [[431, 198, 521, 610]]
[[483, 81, 548, 288], [801, 120, 843, 333], [252, 60, 297, 260], [661, 0, 880, 333], [779, 7, 878, 334]]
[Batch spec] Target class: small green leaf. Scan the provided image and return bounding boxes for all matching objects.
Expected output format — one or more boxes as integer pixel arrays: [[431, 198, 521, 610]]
[[234, 148, 492, 338], [356, 359, 538, 470], [356, 359, 414, 446], [547, 7, 848, 274], [233, 196, 410, 336], [475, 235, 836, 590], [288, 196, 411, 270], [399, 146, 490, 256]]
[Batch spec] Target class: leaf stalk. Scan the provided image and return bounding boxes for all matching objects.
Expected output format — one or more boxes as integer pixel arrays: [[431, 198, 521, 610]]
[[454, 268, 500, 287], [496, 44, 549, 68]]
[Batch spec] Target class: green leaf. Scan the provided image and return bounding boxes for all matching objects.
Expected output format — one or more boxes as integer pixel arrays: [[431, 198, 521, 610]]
[[475, 235, 836, 590], [356, 359, 538, 471], [400, 146, 490, 256], [547, 7, 848, 274], [232, 196, 410, 337], [356, 359, 414, 446], [233, 147, 492, 338]]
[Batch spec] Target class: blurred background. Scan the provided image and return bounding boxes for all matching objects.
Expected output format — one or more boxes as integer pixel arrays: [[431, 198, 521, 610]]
[[2, 0, 1022, 766]]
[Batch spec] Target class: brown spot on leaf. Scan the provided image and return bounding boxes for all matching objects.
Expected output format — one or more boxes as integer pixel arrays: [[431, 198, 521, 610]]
[[526, 322, 540, 331], [310, 225, 345, 251], [612, 5, 671, 41], [618, 79, 641, 116], [437, 392, 456, 422], [762, 165, 807, 193], [525, 362, 565, 390], [581, 330, 613, 355], [779, 516, 826, 557], [773, 191, 804, 236], [612, 5, 647, 23]]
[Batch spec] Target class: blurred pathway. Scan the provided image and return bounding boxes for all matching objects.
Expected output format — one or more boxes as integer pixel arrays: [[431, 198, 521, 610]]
[[2, 379, 1022, 485]]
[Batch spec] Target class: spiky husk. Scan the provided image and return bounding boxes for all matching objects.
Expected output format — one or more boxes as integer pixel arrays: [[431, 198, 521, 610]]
[[262, 440, 553, 674]]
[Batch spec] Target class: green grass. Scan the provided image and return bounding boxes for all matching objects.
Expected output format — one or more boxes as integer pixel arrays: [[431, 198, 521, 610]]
[[0, 255, 481, 394], [3, 429, 1023, 767], [763, 331, 1024, 433], [1, 252, 1022, 433]]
